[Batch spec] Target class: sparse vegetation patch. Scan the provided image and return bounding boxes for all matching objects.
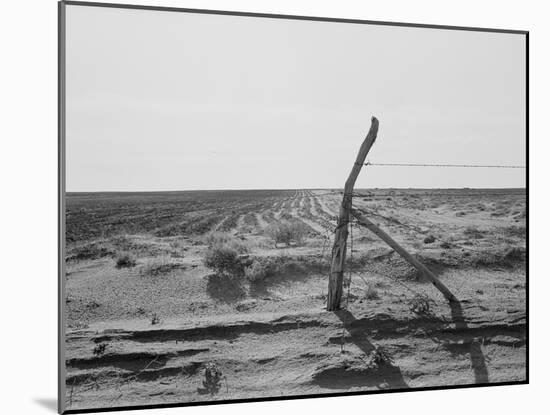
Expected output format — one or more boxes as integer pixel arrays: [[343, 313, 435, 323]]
[[115, 252, 137, 268], [266, 220, 307, 247]]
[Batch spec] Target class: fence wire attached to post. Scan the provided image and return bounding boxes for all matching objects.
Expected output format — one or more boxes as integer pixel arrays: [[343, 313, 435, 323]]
[[365, 162, 526, 169], [340, 215, 354, 353]]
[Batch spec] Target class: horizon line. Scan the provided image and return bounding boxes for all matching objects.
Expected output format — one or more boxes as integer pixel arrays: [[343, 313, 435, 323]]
[[66, 186, 527, 194]]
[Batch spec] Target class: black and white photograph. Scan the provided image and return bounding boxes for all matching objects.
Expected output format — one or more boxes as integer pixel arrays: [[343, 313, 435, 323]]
[[59, 1, 527, 413]]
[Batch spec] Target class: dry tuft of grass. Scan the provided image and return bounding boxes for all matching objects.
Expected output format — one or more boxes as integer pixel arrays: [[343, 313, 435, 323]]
[[501, 225, 526, 239], [93, 343, 108, 356], [115, 252, 137, 268], [463, 226, 486, 239], [205, 232, 250, 253], [244, 260, 271, 282], [408, 295, 433, 316], [423, 235, 436, 244], [266, 220, 307, 247], [370, 346, 394, 366], [198, 363, 223, 395], [67, 241, 115, 262], [151, 313, 161, 325], [140, 256, 185, 277], [364, 285, 380, 300], [203, 233, 250, 277]]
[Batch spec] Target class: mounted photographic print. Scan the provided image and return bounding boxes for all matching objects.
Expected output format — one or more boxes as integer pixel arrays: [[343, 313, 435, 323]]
[[59, 1, 528, 413]]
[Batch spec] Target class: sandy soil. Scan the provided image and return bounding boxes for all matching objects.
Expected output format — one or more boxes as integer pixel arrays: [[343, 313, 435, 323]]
[[64, 188, 526, 411]]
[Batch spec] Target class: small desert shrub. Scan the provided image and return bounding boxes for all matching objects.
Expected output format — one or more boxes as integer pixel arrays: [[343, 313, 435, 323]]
[[198, 363, 223, 395], [245, 255, 326, 283], [115, 252, 137, 268], [204, 244, 245, 276], [370, 346, 394, 366], [466, 201, 483, 208], [206, 232, 249, 254], [440, 241, 452, 249], [409, 295, 432, 316], [266, 220, 307, 246], [463, 226, 486, 240], [93, 343, 108, 356], [423, 235, 436, 244], [364, 285, 380, 300], [503, 247, 526, 263], [69, 241, 115, 261], [86, 300, 101, 310], [470, 247, 525, 268], [244, 260, 271, 282], [502, 225, 526, 238], [151, 313, 160, 325]]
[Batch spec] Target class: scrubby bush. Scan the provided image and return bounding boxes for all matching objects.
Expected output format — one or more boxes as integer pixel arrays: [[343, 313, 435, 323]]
[[93, 343, 108, 356], [115, 252, 137, 268], [423, 235, 436, 244], [69, 241, 115, 262], [266, 220, 307, 246], [205, 232, 249, 254], [151, 313, 160, 325], [409, 295, 432, 316], [244, 260, 271, 282], [202, 232, 252, 276], [204, 244, 244, 275], [140, 256, 185, 277], [198, 363, 223, 395]]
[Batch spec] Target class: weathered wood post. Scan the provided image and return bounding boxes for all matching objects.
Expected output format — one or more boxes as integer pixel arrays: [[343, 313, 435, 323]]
[[327, 116, 379, 311]]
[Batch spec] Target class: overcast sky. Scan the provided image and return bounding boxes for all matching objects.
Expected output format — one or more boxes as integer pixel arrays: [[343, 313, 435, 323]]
[[65, 5, 526, 191]]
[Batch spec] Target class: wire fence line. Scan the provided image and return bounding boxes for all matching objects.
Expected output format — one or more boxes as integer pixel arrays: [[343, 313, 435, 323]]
[[313, 191, 525, 198], [308, 158, 525, 311], [365, 162, 526, 169]]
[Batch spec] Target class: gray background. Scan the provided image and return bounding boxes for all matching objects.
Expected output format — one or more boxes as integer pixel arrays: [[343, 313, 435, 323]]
[[66, 5, 526, 191]]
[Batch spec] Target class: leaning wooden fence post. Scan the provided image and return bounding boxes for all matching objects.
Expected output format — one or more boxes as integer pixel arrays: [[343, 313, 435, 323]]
[[327, 116, 379, 311], [351, 208, 458, 303]]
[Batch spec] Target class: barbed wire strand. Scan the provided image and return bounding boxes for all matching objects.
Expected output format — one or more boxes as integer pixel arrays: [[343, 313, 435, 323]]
[[366, 162, 526, 169], [314, 156, 524, 312], [312, 190, 525, 199]]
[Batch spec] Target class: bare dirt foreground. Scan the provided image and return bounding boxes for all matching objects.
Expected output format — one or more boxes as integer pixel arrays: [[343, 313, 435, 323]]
[[64, 189, 527, 410]]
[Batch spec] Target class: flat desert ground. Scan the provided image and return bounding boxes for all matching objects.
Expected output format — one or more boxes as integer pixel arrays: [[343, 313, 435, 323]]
[[63, 188, 527, 410]]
